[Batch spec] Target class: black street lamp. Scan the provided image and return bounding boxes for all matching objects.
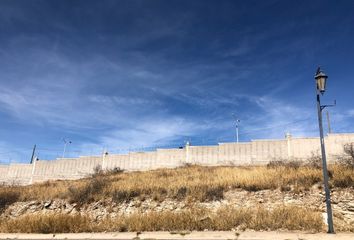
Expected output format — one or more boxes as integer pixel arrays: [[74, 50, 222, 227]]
[[314, 67, 334, 233]]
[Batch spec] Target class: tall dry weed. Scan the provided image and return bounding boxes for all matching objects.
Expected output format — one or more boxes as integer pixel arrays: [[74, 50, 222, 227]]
[[0, 164, 352, 204], [0, 214, 92, 233], [0, 206, 323, 233], [96, 205, 323, 232]]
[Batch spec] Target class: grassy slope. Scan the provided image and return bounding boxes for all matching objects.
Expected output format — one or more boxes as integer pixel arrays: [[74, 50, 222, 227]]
[[0, 163, 353, 233], [1, 164, 353, 203]]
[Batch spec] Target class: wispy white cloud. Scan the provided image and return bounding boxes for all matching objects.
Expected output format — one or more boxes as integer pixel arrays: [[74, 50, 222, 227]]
[[88, 95, 161, 107], [77, 116, 208, 155], [239, 96, 317, 139], [348, 109, 354, 117]]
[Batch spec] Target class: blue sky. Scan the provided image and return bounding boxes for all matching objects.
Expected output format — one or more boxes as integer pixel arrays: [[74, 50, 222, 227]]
[[0, 0, 354, 163]]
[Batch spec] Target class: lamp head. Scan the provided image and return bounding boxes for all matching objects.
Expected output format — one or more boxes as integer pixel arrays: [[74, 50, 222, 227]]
[[315, 67, 328, 95]]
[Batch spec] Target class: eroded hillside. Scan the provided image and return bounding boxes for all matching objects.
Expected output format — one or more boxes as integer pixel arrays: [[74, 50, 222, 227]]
[[0, 163, 353, 233]]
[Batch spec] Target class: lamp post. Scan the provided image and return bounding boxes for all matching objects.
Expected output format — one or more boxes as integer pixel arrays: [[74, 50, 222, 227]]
[[62, 138, 72, 158], [314, 67, 334, 233], [235, 119, 240, 143]]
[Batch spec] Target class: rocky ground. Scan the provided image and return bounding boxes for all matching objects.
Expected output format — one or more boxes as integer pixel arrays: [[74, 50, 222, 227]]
[[2, 186, 354, 229]]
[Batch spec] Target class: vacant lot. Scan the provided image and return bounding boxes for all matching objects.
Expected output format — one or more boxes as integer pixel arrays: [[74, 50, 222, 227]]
[[0, 163, 353, 233], [1, 163, 353, 204]]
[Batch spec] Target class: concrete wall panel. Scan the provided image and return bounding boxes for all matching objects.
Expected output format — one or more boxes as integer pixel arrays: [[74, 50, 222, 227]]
[[218, 143, 252, 165], [0, 165, 9, 183], [6, 164, 32, 185], [156, 148, 185, 168], [188, 146, 218, 165], [251, 140, 287, 164]]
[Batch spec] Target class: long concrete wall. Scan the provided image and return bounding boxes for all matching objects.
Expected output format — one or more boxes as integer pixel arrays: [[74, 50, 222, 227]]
[[1, 133, 353, 185]]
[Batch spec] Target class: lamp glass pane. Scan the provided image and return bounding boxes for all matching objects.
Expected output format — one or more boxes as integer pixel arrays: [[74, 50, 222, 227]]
[[317, 77, 326, 92]]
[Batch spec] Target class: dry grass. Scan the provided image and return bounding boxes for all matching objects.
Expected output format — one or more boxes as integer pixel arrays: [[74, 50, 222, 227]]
[[0, 187, 20, 213], [331, 164, 354, 188], [0, 214, 92, 233], [67, 177, 107, 205], [0, 205, 324, 233], [1, 164, 352, 233], [0, 164, 353, 204]]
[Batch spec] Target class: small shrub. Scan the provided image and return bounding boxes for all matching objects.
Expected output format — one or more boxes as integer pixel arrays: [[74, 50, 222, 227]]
[[174, 186, 188, 200], [280, 185, 291, 192], [339, 143, 354, 168], [0, 188, 20, 213], [328, 169, 333, 179], [106, 167, 124, 175], [296, 174, 322, 189], [91, 165, 124, 177], [330, 164, 354, 188], [204, 186, 224, 201], [152, 187, 168, 202], [305, 154, 322, 169], [67, 178, 106, 205], [243, 183, 264, 192], [182, 163, 195, 168], [267, 160, 284, 168], [92, 165, 103, 177], [186, 185, 225, 201], [332, 175, 353, 188], [267, 159, 302, 169], [344, 143, 354, 159], [286, 160, 302, 169], [112, 190, 140, 203]]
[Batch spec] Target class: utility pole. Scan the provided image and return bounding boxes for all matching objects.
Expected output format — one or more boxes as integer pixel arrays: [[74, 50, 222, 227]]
[[30, 144, 36, 164], [326, 111, 332, 134]]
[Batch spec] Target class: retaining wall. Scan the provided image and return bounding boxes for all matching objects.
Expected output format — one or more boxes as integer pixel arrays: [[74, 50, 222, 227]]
[[0, 133, 353, 185]]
